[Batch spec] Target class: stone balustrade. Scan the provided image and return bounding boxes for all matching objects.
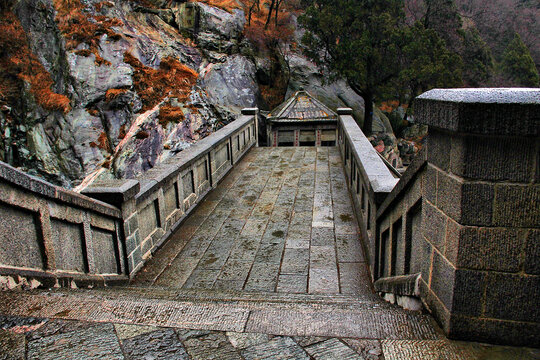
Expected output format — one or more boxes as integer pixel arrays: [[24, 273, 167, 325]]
[[0, 109, 258, 287], [0, 161, 126, 288], [372, 88, 539, 346], [336, 108, 399, 267], [82, 109, 258, 276]]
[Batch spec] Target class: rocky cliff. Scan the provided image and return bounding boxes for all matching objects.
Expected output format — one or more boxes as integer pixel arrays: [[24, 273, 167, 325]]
[[0, 0, 391, 188]]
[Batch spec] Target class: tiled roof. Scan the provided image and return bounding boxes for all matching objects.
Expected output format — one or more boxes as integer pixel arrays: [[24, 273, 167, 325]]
[[267, 91, 338, 122]]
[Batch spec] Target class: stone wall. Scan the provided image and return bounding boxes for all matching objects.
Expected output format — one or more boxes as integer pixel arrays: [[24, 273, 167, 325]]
[[82, 109, 258, 276], [0, 110, 258, 287], [373, 88, 539, 347]]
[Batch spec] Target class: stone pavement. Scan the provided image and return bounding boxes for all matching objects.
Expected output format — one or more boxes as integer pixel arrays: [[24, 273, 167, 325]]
[[135, 147, 368, 295], [1, 146, 539, 358], [0, 289, 538, 359]]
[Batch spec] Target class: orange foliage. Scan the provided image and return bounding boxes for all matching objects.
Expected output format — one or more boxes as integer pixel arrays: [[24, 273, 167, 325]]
[[123, 52, 198, 112], [135, 130, 149, 139], [380, 100, 408, 113], [196, 0, 243, 12], [260, 83, 286, 110], [158, 104, 185, 127], [95, 1, 114, 12], [52, 0, 123, 66], [90, 132, 111, 152], [105, 88, 128, 102], [118, 124, 127, 139], [0, 9, 71, 113], [86, 108, 99, 116]]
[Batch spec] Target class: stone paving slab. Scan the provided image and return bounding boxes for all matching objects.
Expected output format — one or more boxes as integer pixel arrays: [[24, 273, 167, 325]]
[[135, 147, 368, 296], [304, 338, 363, 359], [2, 313, 537, 360]]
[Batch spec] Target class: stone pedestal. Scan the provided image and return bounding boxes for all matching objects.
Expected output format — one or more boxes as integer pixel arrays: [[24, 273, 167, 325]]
[[414, 88, 539, 346]]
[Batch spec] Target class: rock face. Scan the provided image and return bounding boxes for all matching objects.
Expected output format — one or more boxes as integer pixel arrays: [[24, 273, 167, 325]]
[[202, 55, 259, 110], [1, 0, 258, 188], [1, 0, 393, 188]]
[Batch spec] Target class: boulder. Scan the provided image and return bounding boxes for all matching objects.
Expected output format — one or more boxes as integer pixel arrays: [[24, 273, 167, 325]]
[[202, 55, 259, 110], [286, 54, 392, 133], [197, 3, 245, 39]]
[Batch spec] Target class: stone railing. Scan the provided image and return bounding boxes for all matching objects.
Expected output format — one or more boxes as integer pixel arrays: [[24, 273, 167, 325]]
[[372, 88, 539, 347], [82, 108, 258, 276], [0, 109, 258, 287], [336, 108, 399, 268], [0, 162, 127, 288]]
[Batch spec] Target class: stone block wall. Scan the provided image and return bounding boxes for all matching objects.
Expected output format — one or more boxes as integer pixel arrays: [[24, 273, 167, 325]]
[[375, 88, 539, 347]]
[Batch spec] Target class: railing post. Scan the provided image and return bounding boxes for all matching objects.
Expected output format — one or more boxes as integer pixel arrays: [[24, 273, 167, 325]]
[[81, 179, 141, 276], [242, 107, 259, 147], [414, 88, 539, 346]]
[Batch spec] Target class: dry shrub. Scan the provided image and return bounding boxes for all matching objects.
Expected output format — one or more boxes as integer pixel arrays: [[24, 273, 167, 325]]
[[86, 107, 99, 116], [124, 52, 198, 112], [74, 49, 92, 57], [105, 88, 128, 102], [90, 132, 111, 152], [95, 1, 114, 12], [118, 124, 127, 139], [0, 9, 71, 113], [158, 104, 185, 127], [196, 0, 242, 12], [52, 0, 123, 66]]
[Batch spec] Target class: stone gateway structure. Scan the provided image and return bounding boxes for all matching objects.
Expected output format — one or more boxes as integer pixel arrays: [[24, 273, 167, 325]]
[[266, 90, 338, 147], [0, 89, 538, 356]]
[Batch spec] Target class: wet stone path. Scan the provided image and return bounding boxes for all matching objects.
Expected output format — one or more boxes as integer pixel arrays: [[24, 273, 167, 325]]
[[135, 147, 369, 295]]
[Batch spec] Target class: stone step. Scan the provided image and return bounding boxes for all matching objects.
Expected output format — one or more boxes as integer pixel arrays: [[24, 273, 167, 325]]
[[107, 285, 387, 307], [0, 289, 443, 341]]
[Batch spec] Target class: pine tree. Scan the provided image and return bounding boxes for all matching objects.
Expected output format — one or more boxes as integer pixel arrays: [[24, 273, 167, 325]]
[[501, 33, 540, 87], [460, 27, 494, 86], [299, 0, 407, 134]]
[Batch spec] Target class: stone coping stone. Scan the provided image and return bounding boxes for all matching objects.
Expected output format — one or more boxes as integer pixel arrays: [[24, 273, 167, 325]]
[[82, 179, 140, 208], [415, 88, 540, 136], [376, 148, 427, 218], [339, 115, 398, 194], [374, 273, 421, 297], [242, 107, 259, 115], [337, 108, 353, 115], [0, 161, 121, 218]]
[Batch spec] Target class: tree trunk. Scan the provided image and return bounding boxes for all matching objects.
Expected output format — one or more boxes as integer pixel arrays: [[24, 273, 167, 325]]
[[363, 92, 374, 135], [346, 80, 374, 135], [265, 0, 276, 29]]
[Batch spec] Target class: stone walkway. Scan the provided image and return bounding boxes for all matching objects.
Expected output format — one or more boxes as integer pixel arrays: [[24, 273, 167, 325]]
[[1, 147, 538, 359], [0, 290, 538, 359], [135, 147, 369, 295]]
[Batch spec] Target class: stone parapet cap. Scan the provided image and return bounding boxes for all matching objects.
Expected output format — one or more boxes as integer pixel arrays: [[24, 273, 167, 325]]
[[337, 107, 353, 115], [339, 114, 398, 196], [415, 88, 540, 136], [82, 179, 140, 208], [241, 107, 259, 115], [0, 161, 121, 217]]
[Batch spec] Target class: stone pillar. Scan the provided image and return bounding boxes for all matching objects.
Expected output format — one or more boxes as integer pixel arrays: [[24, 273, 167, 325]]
[[414, 88, 539, 346], [81, 179, 142, 276], [242, 107, 259, 147]]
